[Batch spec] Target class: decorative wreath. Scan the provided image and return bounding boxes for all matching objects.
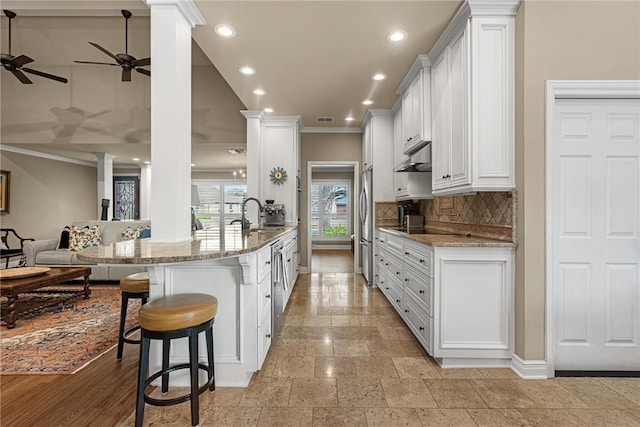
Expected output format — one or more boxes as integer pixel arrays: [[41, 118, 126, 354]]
[[269, 166, 288, 185]]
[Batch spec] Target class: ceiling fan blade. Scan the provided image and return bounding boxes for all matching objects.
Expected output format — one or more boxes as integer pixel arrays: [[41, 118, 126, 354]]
[[11, 69, 33, 84], [135, 68, 150, 77], [122, 68, 131, 82], [88, 42, 121, 63], [74, 60, 120, 66], [22, 67, 68, 83], [135, 57, 150, 67], [11, 54, 34, 67]]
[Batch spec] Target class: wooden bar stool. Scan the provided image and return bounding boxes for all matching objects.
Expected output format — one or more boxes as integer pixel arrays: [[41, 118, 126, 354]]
[[135, 293, 217, 427], [117, 272, 150, 360]]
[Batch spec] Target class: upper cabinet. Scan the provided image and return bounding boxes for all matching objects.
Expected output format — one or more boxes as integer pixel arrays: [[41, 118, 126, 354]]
[[429, 0, 518, 195], [362, 109, 394, 202], [396, 55, 432, 155]]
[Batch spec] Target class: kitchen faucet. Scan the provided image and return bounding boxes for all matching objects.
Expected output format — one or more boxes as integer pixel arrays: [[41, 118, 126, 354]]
[[231, 197, 264, 230]]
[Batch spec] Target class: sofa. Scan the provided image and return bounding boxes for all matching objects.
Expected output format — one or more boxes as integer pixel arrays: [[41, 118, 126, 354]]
[[24, 220, 151, 281]]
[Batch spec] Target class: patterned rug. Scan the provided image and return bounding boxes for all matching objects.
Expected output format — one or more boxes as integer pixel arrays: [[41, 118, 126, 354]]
[[0, 286, 140, 375]]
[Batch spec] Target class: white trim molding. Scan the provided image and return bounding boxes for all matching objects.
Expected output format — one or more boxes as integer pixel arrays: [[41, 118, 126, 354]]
[[301, 127, 362, 134], [0, 144, 96, 167], [144, 0, 205, 27], [545, 79, 640, 378], [511, 354, 549, 380]]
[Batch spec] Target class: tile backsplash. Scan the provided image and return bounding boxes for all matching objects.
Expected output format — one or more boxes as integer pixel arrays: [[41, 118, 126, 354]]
[[374, 192, 516, 242], [419, 192, 515, 241]]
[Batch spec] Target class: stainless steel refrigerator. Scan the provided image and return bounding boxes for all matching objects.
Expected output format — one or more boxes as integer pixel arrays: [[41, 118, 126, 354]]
[[359, 167, 373, 285]]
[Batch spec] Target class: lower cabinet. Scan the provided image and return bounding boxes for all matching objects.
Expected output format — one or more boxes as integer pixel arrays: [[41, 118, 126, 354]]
[[375, 229, 514, 367]]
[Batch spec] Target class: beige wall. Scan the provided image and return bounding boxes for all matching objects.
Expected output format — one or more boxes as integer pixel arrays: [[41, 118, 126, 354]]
[[300, 133, 362, 267], [0, 152, 97, 240], [515, 1, 640, 359]]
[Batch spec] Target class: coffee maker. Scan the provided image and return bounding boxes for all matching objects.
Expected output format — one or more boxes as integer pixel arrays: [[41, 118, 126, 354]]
[[397, 201, 418, 229], [263, 200, 285, 226]]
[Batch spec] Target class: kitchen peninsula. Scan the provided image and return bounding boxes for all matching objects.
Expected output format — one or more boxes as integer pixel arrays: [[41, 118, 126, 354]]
[[78, 225, 298, 387]]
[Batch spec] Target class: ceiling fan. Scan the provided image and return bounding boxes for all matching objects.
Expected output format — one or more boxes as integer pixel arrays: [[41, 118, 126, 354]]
[[1, 10, 68, 84], [74, 10, 150, 82]]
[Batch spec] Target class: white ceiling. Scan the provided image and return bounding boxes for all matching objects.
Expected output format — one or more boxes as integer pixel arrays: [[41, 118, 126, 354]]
[[1, 0, 461, 169]]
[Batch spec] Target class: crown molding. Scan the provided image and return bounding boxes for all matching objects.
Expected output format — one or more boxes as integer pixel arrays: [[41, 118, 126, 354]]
[[395, 54, 430, 95], [145, 0, 205, 27], [241, 110, 265, 120], [1, 145, 96, 167], [301, 127, 362, 134]]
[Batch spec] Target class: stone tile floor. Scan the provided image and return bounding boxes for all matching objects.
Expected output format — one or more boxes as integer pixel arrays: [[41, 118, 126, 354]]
[[126, 272, 640, 426]]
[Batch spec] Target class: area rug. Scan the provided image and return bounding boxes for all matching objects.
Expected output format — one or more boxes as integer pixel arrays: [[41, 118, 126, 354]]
[[0, 286, 140, 375]]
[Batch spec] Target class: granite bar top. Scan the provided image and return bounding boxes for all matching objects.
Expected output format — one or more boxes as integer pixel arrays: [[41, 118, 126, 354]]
[[378, 227, 516, 248], [77, 225, 296, 265]]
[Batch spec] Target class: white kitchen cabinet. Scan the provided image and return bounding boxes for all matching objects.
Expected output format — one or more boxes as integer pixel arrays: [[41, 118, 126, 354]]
[[243, 112, 301, 226], [256, 245, 273, 368], [429, 2, 516, 195], [374, 229, 514, 367], [362, 109, 394, 202], [396, 55, 431, 155], [393, 106, 409, 199]]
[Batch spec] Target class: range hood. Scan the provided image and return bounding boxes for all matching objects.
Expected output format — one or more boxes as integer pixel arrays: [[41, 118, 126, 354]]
[[394, 142, 432, 172]]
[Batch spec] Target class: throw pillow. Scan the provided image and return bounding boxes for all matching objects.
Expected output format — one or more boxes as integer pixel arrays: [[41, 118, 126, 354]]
[[121, 227, 138, 241], [139, 227, 151, 239], [57, 226, 71, 249], [69, 225, 102, 251]]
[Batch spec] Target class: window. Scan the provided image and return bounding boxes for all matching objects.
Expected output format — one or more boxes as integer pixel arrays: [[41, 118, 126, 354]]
[[192, 180, 247, 232], [310, 180, 351, 240]]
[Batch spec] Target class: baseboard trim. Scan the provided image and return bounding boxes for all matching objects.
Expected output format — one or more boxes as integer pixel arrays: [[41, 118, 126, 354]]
[[511, 354, 549, 380]]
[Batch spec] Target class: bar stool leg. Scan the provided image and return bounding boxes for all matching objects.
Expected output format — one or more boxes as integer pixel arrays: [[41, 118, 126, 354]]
[[161, 338, 170, 393], [206, 326, 215, 391], [135, 335, 150, 427], [117, 293, 130, 360], [189, 329, 200, 426]]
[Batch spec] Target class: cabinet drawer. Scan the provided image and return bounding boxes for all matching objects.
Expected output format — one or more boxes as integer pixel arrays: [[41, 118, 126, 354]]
[[386, 281, 403, 314], [386, 235, 404, 258], [404, 265, 432, 316], [376, 231, 389, 248], [258, 278, 272, 321], [257, 246, 272, 283], [257, 308, 272, 368], [403, 298, 432, 354], [386, 252, 404, 281], [404, 240, 432, 276]]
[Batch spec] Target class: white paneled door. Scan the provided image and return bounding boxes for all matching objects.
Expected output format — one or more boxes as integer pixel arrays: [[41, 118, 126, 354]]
[[552, 98, 640, 371]]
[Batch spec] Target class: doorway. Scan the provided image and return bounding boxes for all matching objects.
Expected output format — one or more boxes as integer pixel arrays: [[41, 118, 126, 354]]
[[546, 81, 640, 375], [307, 161, 359, 274]]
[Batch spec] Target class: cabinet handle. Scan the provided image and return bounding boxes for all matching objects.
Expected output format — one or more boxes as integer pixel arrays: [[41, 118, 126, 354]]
[[396, 271, 400, 275], [385, 287, 390, 290], [287, 258, 291, 262], [266, 261, 271, 265], [419, 290, 425, 294], [266, 294, 271, 299], [404, 309, 409, 313], [419, 326, 424, 331], [396, 299, 401, 303], [266, 333, 271, 338], [405, 252, 409, 255], [419, 259, 425, 264], [405, 278, 409, 282], [397, 188, 401, 191], [385, 263, 389, 266]]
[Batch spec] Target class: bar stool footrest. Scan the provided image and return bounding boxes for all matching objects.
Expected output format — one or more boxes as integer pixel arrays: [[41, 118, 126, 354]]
[[144, 363, 214, 407], [123, 325, 142, 345]]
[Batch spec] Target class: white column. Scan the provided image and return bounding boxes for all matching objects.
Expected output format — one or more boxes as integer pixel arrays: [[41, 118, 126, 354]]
[[139, 164, 152, 220], [94, 152, 116, 220], [145, 0, 205, 242], [241, 110, 264, 224]]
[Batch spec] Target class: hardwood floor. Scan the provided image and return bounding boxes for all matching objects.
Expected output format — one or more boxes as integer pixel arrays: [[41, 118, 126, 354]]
[[1, 342, 139, 426]]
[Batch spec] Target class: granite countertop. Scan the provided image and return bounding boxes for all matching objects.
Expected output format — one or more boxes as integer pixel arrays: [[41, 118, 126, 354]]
[[77, 225, 296, 264], [378, 227, 516, 248]]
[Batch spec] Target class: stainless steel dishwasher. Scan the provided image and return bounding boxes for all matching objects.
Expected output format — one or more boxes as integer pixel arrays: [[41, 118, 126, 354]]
[[271, 239, 286, 335]]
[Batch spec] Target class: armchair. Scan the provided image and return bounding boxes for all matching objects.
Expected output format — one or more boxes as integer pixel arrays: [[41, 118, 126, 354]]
[[1, 228, 34, 268]]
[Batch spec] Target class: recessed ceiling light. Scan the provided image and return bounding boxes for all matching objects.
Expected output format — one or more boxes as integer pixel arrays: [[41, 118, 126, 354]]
[[214, 24, 236, 38], [239, 66, 255, 75], [253, 89, 266, 96], [191, 163, 196, 167], [263, 108, 274, 113], [132, 157, 140, 161], [387, 30, 407, 43], [345, 116, 355, 121], [362, 99, 374, 106], [372, 73, 387, 81]]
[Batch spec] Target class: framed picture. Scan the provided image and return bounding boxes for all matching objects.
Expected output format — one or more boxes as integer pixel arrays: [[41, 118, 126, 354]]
[[0, 170, 10, 213]]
